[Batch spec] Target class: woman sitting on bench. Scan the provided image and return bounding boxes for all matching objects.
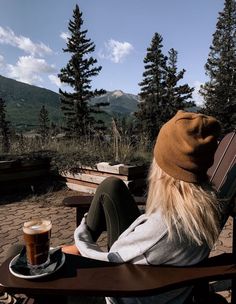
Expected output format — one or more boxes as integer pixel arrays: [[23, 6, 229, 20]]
[[63, 110, 229, 304]]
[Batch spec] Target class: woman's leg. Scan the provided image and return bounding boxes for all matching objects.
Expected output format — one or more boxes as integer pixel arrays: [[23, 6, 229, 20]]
[[86, 176, 141, 248]]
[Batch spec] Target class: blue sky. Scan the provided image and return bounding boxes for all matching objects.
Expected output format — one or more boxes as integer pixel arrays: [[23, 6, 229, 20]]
[[0, 0, 224, 105]]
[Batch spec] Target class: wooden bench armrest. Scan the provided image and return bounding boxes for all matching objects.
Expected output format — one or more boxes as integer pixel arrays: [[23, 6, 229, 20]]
[[1, 253, 236, 297], [63, 195, 147, 226], [63, 195, 93, 208], [63, 195, 146, 208]]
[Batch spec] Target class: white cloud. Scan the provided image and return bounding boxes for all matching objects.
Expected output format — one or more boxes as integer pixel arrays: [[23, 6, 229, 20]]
[[0, 26, 52, 57], [49, 74, 62, 87], [7, 55, 56, 85], [60, 32, 70, 42], [192, 81, 205, 106], [99, 39, 134, 63]]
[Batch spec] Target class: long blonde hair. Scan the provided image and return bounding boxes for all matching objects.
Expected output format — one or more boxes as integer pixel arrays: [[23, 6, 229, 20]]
[[146, 159, 221, 248]]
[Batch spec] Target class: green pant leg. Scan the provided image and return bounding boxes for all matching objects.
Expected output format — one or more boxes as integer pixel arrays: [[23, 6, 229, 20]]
[[86, 176, 140, 248]]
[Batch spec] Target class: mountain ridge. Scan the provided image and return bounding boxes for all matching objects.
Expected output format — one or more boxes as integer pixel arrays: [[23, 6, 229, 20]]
[[91, 89, 139, 115], [0, 75, 62, 129], [0, 75, 139, 130]]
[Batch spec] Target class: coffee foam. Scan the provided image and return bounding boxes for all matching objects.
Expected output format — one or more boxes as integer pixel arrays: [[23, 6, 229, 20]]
[[23, 219, 52, 234]]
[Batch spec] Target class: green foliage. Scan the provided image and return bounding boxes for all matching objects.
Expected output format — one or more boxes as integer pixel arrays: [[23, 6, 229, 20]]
[[112, 115, 152, 165], [164, 48, 194, 117], [135, 33, 194, 144], [58, 4, 108, 138], [0, 96, 11, 153], [38, 105, 50, 144], [135, 33, 167, 143], [200, 0, 236, 134], [0, 150, 52, 162], [0, 75, 62, 130], [2, 128, 151, 172], [0, 75, 140, 131]]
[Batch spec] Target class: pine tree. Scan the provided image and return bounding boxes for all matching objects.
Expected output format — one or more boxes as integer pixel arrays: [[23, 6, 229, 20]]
[[135, 34, 194, 144], [0, 97, 11, 153], [58, 4, 107, 138], [135, 33, 167, 143], [164, 48, 194, 118], [200, 0, 236, 134], [38, 105, 50, 145]]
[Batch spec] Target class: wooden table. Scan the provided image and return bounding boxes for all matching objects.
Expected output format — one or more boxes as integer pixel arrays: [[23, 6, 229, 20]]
[[1, 253, 236, 298]]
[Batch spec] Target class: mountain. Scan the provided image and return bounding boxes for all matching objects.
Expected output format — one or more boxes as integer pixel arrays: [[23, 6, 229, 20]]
[[90, 90, 139, 115], [0, 75, 139, 130], [0, 75, 62, 130], [0, 75, 201, 131]]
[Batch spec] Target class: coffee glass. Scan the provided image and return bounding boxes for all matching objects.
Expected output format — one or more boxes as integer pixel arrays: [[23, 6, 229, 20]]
[[23, 219, 52, 273]]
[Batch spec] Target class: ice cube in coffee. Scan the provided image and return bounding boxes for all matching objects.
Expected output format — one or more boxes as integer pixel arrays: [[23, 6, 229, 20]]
[[23, 219, 52, 267]]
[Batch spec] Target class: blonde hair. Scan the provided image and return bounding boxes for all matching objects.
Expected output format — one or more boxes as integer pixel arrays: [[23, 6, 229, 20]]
[[146, 159, 221, 248]]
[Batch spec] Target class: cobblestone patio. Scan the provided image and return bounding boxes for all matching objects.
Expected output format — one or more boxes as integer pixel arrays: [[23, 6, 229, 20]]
[[0, 188, 233, 302]]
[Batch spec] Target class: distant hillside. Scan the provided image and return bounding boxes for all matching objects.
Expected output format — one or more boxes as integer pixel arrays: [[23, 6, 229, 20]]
[[0, 75, 62, 130], [0, 76, 139, 130], [0, 75, 202, 132]]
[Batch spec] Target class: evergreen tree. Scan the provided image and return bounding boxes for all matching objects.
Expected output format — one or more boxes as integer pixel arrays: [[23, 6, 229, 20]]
[[38, 105, 50, 144], [164, 48, 194, 118], [58, 4, 107, 138], [50, 122, 60, 137], [135, 34, 194, 144], [18, 132, 25, 154], [200, 0, 236, 134], [0, 97, 11, 153], [135, 33, 167, 143]]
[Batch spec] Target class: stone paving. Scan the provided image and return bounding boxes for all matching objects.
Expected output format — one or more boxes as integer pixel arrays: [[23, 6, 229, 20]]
[[0, 189, 76, 264], [0, 188, 107, 264], [0, 188, 233, 302]]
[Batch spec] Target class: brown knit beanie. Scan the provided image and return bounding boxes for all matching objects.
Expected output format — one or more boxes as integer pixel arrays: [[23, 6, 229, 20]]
[[154, 110, 221, 183]]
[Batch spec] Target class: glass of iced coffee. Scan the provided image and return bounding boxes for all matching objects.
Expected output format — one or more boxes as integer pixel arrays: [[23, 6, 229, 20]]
[[23, 219, 52, 273]]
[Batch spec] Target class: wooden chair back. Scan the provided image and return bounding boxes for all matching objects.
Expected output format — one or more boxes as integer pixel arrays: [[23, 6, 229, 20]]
[[208, 131, 236, 200], [1, 132, 235, 304]]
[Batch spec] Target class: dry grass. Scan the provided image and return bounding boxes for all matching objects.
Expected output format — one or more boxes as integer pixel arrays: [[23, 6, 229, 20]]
[[1, 134, 151, 173]]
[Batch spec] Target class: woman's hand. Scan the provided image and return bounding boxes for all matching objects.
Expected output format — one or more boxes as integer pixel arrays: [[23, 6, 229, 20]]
[[61, 244, 80, 255]]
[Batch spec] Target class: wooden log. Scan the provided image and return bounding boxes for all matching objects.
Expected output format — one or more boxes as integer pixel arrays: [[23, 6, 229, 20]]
[[65, 177, 98, 188], [20, 158, 50, 167], [61, 172, 109, 185], [119, 164, 149, 177], [80, 162, 149, 179], [62, 173, 146, 188], [96, 162, 125, 174], [0, 159, 50, 173], [0, 169, 50, 182], [64, 173, 146, 196], [0, 160, 18, 170], [59, 162, 148, 195], [66, 182, 96, 194], [73, 169, 130, 181]]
